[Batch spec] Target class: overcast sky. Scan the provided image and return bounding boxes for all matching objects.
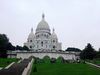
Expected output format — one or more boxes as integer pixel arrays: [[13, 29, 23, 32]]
[[0, 0, 100, 50]]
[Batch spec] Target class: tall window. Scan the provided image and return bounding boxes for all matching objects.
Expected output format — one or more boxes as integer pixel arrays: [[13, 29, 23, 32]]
[[30, 40, 32, 42], [33, 45, 35, 48], [45, 40, 48, 44], [37, 45, 39, 48], [30, 46, 32, 48], [46, 45, 47, 48], [41, 41, 43, 47], [53, 45, 56, 49], [53, 40, 55, 43], [37, 40, 39, 44]]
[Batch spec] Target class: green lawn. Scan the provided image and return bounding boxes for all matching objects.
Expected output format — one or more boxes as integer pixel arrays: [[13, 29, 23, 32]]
[[31, 63, 100, 75], [0, 58, 19, 67]]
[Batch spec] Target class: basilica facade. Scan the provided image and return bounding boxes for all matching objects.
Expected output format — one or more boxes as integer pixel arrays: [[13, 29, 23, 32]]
[[24, 14, 62, 51], [8, 14, 80, 60]]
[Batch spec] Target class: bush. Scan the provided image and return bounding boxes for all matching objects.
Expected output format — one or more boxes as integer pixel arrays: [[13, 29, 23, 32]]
[[50, 58, 56, 63], [43, 56, 50, 63], [56, 57, 65, 63], [33, 65, 37, 72]]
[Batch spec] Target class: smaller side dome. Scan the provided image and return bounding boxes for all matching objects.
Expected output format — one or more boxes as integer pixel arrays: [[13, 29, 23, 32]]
[[51, 28, 58, 39], [28, 28, 34, 39]]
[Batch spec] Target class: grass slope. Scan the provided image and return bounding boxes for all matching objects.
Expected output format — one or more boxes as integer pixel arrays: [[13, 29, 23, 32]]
[[0, 58, 19, 67], [31, 63, 100, 75]]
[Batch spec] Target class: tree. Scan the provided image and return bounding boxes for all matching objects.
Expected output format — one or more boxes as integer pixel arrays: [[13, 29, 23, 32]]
[[50, 58, 56, 63], [15, 45, 23, 50], [43, 56, 50, 63], [6, 43, 15, 50], [95, 50, 100, 59], [56, 56, 65, 63], [23, 45, 29, 50], [95, 52, 100, 59], [0, 34, 9, 49], [66, 47, 81, 52], [33, 65, 37, 72], [0, 34, 9, 58], [80, 43, 96, 60]]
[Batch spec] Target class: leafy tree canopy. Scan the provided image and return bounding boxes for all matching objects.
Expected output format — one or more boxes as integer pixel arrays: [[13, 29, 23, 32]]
[[15, 45, 23, 50], [0, 34, 9, 50], [23, 45, 29, 50], [0, 34, 9, 58], [80, 43, 97, 60], [66, 47, 81, 52]]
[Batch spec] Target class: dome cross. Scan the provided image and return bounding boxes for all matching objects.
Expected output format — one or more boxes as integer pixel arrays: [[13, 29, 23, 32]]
[[53, 28, 55, 32], [42, 13, 45, 19], [31, 28, 33, 32]]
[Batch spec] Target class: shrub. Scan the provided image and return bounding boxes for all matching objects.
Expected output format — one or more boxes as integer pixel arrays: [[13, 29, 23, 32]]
[[50, 58, 56, 63], [33, 65, 37, 72], [43, 56, 50, 63], [56, 57, 65, 63]]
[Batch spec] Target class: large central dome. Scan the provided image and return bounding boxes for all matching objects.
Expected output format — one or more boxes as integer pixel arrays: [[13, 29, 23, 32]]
[[36, 14, 50, 34]]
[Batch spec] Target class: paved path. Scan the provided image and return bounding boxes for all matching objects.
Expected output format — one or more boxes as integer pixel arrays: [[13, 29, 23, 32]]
[[86, 61, 100, 68], [0, 57, 32, 75]]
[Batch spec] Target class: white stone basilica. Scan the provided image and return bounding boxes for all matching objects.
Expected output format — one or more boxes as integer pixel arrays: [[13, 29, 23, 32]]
[[7, 14, 80, 60], [24, 14, 62, 51]]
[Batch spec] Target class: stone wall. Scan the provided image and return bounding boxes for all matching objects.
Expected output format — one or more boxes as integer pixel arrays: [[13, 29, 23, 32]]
[[16, 52, 77, 60]]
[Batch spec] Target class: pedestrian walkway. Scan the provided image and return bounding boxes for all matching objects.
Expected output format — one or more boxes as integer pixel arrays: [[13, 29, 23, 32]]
[[0, 57, 32, 75], [86, 61, 100, 68]]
